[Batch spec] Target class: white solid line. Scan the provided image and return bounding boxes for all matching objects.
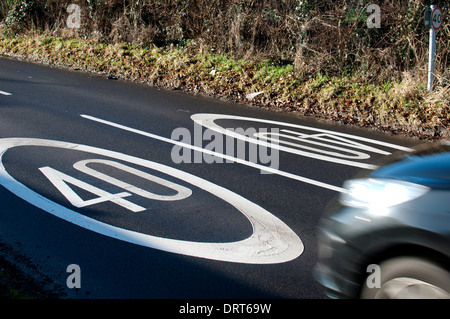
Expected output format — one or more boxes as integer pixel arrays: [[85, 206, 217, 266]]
[[81, 114, 347, 193], [0, 90, 12, 96]]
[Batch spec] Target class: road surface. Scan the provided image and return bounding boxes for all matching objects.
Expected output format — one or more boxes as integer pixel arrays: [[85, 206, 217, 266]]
[[0, 57, 421, 300]]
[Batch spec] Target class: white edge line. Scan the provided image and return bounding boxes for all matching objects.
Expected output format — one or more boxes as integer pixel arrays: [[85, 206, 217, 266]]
[[80, 114, 347, 193], [0, 90, 12, 96]]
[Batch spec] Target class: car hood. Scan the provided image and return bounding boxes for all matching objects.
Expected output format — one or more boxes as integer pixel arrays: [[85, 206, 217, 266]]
[[371, 141, 450, 189]]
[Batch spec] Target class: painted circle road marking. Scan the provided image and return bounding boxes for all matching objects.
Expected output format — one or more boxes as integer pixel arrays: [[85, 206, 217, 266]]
[[191, 113, 412, 170], [0, 138, 303, 264]]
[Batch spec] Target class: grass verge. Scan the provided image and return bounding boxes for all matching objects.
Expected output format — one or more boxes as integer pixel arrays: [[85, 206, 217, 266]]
[[0, 242, 64, 299], [0, 32, 448, 140]]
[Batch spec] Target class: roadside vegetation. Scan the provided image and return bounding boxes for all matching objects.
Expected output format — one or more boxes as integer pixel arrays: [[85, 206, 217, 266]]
[[0, 0, 448, 139], [0, 242, 63, 299]]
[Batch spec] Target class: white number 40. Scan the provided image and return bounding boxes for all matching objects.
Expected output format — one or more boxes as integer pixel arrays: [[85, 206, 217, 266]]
[[39, 159, 192, 212]]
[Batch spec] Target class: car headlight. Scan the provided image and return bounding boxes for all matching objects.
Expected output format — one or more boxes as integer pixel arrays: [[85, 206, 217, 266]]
[[339, 178, 429, 214]]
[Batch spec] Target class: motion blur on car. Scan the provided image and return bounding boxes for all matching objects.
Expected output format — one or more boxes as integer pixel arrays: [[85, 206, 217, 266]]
[[314, 140, 450, 299]]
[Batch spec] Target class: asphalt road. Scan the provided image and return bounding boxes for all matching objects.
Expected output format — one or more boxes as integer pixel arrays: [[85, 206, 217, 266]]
[[0, 56, 422, 300]]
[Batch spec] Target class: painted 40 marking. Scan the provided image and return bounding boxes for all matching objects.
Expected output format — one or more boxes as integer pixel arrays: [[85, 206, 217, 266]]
[[39, 159, 192, 213], [0, 138, 303, 264]]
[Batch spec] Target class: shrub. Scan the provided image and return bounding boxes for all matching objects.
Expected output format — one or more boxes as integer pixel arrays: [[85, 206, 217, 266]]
[[1, 0, 449, 84]]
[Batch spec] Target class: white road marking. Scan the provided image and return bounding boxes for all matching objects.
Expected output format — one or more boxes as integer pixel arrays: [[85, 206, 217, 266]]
[[39, 165, 145, 212], [254, 131, 372, 160], [0, 138, 303, 264], [0, 90, 12, 96], [80, 114, 347, 193], [280, 129, 391, 155], [73, 159, 193, 202], [191, 114, 412, 170]]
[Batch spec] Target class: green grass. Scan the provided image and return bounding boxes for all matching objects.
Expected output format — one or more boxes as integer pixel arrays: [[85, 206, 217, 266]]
[[0, 32, 448, 139]]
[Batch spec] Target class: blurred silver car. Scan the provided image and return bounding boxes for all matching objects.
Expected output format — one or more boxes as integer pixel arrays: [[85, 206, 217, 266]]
[[314, 141, 450, 299]]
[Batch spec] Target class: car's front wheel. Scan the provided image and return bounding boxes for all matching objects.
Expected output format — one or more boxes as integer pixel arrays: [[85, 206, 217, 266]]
[[360, 256, 450, 299]]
